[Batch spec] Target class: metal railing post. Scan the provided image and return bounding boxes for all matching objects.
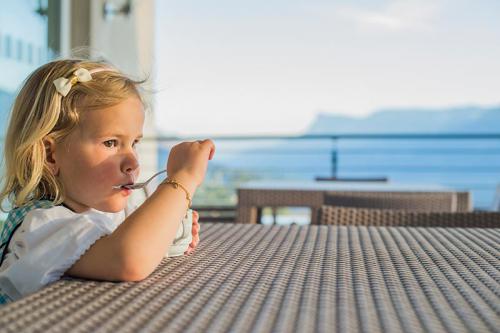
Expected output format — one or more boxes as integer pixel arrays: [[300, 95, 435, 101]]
[[331, 137, 338, 179]]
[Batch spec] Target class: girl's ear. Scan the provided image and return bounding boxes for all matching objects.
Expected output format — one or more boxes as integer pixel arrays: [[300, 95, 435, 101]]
[[43, 136, 59, 176]]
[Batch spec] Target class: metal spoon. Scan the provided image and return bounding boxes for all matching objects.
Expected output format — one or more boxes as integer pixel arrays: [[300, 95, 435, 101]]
[[113, 170, 167, 190]]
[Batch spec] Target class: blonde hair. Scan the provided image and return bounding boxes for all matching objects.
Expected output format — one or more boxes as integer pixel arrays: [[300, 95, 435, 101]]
[[0, 59, 144, 210]]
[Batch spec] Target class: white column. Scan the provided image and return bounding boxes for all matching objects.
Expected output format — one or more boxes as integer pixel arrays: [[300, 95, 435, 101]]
[[72, 0, 159, 181]]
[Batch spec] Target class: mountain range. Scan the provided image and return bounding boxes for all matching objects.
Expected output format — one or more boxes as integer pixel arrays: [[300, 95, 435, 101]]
[[1, 89, 499, 136], [306, 105, 500, 134]]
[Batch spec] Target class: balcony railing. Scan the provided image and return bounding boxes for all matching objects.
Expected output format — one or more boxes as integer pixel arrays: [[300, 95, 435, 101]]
[[1, 133, 499, 222], [151, 133, 500, 214]]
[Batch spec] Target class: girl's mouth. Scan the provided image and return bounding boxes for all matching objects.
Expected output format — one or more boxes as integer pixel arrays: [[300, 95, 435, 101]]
[[120, 187, 132, 196], [113, 182, 134, 190]]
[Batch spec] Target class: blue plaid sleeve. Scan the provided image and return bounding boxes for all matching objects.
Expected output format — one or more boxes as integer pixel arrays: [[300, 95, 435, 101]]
[[0, 292, 13, 305]]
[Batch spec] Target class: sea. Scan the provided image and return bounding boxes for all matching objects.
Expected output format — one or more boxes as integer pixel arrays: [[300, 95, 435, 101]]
[[158, 137, 500, 210]]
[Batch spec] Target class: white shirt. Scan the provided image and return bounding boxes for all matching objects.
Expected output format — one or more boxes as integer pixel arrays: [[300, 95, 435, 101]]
[[0, 205, 127, 302]]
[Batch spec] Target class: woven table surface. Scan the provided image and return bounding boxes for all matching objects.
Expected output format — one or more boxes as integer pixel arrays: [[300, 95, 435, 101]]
[[0, 223, 498, 333]]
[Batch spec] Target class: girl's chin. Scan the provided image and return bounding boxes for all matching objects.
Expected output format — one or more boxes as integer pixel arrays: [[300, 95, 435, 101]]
[[97, 199, 128, 213]]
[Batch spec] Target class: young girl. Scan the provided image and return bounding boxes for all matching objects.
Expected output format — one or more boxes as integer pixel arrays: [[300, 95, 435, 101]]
[[0, 59, 215, 304]]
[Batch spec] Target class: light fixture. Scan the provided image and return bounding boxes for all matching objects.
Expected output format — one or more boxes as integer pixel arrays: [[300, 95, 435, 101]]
[[102, 0, 132, 21], [34, 0, 48, 17]]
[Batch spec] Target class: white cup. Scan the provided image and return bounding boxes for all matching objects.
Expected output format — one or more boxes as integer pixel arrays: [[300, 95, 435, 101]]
[[166, 209, 193, 257]]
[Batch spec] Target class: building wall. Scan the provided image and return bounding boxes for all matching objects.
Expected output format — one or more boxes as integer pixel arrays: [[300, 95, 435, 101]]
[[68, 0, 159, 180], [0, 1, 48, 93]]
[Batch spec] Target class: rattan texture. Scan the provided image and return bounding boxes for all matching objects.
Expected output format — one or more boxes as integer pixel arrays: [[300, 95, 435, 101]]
[[324, 191, 471, 212], [0, 223, 498, 333], [317, 206, 500, 228], [237, 189, 324, 224], [237, 189, 471, 224]]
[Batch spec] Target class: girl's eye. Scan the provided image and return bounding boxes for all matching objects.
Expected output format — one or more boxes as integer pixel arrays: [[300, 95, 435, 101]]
[[103, 140, 118, 148], [132, 140, 141, 148]]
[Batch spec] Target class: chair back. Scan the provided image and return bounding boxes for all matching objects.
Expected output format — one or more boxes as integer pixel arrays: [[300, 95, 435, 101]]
[[317, 206, 500, 227], [324, 191, 472, 212]]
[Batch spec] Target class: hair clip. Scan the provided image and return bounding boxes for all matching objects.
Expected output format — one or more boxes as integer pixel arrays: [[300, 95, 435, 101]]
[[53, 68, 93, 97]]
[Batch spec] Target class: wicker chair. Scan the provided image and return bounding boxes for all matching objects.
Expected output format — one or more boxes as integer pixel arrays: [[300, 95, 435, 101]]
[[317, 206, 500, 227], [323, 191, 472, 212]]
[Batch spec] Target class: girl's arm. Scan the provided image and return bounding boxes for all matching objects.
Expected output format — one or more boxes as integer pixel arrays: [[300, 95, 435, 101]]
[[65, 140, 215, 281]]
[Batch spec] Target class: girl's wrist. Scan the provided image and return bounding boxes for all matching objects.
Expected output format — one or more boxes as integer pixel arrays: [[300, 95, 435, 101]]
[[160, 178, 193, 208], [165, 172, 198, 197]]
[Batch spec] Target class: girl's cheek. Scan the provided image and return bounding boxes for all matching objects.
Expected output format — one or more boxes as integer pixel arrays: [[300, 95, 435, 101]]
[[97, 157, 122, 179]]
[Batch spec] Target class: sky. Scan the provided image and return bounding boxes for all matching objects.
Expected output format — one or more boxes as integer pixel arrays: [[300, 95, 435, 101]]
[[154, 0, 500, 136]]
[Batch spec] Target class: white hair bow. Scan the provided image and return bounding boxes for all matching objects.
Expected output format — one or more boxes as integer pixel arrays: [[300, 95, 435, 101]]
[[53, 68, 93, 97]]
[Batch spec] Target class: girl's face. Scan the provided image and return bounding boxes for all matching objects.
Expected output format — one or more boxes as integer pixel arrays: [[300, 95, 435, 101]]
[[52, 96, 144, 213]]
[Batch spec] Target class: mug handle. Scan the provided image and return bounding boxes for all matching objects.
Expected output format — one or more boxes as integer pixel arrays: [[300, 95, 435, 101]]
[[181, 209, 193, 239]]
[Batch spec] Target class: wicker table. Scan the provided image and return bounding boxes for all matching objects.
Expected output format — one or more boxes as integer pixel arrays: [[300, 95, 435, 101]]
[[237, 181, 469, 224], [0, 223, 498, 333]]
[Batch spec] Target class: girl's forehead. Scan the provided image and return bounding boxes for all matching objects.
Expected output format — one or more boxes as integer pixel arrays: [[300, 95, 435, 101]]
[[77, 98, 145, 137]]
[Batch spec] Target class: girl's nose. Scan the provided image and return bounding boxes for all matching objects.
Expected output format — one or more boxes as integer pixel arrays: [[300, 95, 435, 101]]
[[122, 152, 140, 175]]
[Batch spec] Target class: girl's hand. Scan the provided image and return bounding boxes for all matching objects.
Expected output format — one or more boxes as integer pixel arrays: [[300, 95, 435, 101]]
[[167, 139, 215, 192], [185, 210, 200, 255]]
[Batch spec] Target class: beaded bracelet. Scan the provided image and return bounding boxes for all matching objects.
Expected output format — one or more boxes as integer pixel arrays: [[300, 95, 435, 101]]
[[160, 177, 193, 208]]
